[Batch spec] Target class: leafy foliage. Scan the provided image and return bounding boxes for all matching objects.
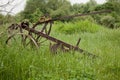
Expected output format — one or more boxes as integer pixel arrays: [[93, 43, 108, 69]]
[[94, 0, 120, 28], [100, 15, 115, 28], [55, 20, 101, 34], [22, 0, 71, 22], [71, 0, 97, 14]]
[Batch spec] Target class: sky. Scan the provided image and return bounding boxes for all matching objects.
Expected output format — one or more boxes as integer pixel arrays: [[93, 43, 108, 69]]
[[0, 0, 26, 15], [0, 0, 106, 15]]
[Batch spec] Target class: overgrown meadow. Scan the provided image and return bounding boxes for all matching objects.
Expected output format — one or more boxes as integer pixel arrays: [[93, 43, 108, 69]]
[[0, 20, 120, 80]]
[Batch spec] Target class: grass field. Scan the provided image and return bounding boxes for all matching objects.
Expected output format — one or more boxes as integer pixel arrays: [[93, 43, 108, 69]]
[[0, 21, 120, 80]]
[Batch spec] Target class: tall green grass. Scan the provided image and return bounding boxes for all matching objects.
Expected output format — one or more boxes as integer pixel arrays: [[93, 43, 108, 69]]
[[0, 22, 120, 80]]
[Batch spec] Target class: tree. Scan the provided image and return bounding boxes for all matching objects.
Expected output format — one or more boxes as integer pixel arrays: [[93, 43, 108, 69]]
[[71, 0, 97, 14], [22, 0, 71, 22], [83, 0, 97, 13], [21, 0, 45, 21], [71, 3, 84, 14], [47, 0, 71, 17]]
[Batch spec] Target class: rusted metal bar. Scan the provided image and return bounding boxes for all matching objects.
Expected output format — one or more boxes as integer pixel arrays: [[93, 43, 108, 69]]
[[47, 22, 53, 35], [76, 38, 81, 47], [6, 34, 16, 44], [35, 22, 48, 42], [35, 22, 53, 42], [22, 25, 97, 58], [41, 22, 48, 32], [32, 10, 111, 27]]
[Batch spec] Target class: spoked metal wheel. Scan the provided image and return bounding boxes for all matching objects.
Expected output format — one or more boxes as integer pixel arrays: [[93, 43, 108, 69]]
[[6, 33, 39, 49]]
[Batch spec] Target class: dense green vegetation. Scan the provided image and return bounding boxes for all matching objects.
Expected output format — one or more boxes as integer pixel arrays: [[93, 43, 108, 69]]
[[0, 0, 120, 80], [0, 21, 120, 80]]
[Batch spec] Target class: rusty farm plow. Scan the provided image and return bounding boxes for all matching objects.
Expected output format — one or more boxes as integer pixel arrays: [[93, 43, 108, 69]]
[[6, 10, 111, 58]]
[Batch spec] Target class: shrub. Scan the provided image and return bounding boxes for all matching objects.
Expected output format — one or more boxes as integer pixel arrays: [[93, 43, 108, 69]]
[[100, 15, 115, 28], [55, 20, 101, 34], [72, 16, 95, 23], [114, 23, 120, 28]]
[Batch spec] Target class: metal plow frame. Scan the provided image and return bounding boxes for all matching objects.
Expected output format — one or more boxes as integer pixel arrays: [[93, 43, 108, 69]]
[[6, 10, 111, 58]]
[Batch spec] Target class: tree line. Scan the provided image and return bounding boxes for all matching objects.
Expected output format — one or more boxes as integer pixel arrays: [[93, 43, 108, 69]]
[[0, 0, 120, 28]]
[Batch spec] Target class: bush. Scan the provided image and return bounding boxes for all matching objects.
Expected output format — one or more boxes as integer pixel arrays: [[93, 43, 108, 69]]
[[72, 15, 95, 23], [55, 20, 101, 34], [100, 15, 115, 28], [114, 23, 120, 28]]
